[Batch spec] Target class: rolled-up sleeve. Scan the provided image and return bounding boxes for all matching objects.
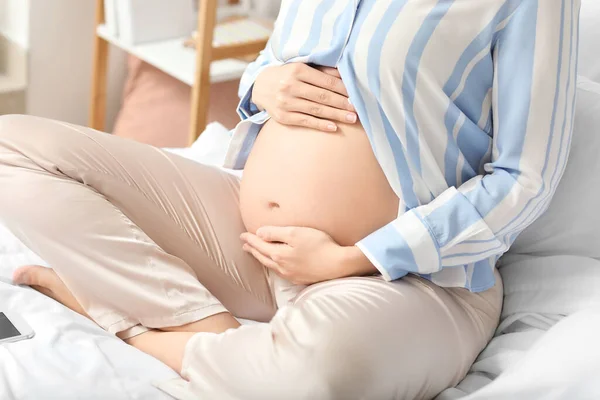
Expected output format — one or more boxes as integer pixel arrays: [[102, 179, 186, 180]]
[[357, 0, 580, 282]]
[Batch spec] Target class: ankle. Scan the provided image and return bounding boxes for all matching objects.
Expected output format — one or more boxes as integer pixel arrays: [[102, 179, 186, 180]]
[[126, 330, 196, 373]]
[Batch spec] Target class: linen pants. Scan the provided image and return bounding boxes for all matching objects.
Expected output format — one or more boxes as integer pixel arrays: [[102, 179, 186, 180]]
[[0, 115, 503, 400]]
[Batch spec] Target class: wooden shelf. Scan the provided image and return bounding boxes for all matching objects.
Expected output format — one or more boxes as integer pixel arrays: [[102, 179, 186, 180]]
[[90, 0, 266, 144], [96, 24, 250, 86]]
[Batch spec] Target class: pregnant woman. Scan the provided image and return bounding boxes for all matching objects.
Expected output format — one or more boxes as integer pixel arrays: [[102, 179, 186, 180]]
[[0, 1, 578, 399]]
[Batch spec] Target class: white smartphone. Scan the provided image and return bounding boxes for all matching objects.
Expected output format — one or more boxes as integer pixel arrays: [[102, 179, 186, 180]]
[[0, 311, 35, 344]]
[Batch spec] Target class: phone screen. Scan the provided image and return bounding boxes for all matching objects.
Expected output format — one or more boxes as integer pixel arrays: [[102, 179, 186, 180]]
[[0, 312, 21, 340]]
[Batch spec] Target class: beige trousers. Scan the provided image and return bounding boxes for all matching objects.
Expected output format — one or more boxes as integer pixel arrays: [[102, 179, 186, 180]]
[[0, 115, 503, 400]]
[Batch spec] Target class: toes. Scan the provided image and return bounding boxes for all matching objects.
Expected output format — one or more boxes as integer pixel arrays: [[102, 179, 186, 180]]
[[13, 265, 59, 301], [13, 265, 88, 318], [13, 265, 55, 287], [11, 266, 29, 285]]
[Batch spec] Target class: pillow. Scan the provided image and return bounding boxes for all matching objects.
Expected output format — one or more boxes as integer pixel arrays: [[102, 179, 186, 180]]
[[113, 56, 241, 147], [580, 0, 600, 83], [508, 77, 600, 258]]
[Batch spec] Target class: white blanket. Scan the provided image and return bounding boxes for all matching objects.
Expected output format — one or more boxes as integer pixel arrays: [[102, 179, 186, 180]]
[[1, 123, 599, 399], [438, 255, 600, 400]]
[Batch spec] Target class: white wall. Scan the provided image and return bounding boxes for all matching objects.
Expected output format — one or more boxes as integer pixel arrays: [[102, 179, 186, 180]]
[[580, 0, 600, 83], [0, 0, 30, 48], [27, 0, 127, 129], [250, 0, 281, 18]]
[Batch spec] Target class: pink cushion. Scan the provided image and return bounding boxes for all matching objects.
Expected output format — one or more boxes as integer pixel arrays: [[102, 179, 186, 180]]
[[113, 55, 241, 147]]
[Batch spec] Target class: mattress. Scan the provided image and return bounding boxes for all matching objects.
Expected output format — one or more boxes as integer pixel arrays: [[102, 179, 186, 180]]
[[1, 123, 599, 400]]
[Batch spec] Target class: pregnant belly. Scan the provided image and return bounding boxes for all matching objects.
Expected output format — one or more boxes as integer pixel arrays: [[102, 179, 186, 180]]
[[239, 119, 399, 247]]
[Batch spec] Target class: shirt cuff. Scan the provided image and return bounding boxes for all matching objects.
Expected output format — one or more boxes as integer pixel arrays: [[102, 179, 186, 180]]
[[223, 111, 271, 169], [237, 60, 280, 120], [237, 83, 262, 120], [248, 110, 271, 125], [356, 210, 441, 281]]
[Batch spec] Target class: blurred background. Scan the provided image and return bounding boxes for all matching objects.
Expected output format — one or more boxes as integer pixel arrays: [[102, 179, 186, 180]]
[[0, 0, 281, 147]]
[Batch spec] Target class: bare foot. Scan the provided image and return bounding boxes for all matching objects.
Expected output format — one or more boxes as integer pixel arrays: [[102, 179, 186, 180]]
[[12, 265, 89, 318], [12, 266, 193, 374], [12, 266, 240, 334]]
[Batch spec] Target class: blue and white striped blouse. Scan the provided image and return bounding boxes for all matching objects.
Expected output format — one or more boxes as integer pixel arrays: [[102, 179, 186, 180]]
[[223, 0, 580, 292]]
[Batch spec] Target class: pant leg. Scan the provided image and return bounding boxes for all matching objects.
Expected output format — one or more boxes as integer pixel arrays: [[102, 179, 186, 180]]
[[176, 269, 503, 400], [0, 114, 276, 337]]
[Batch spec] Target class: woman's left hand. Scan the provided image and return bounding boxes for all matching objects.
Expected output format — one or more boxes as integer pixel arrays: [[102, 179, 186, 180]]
[[240, 226, 372, 285]]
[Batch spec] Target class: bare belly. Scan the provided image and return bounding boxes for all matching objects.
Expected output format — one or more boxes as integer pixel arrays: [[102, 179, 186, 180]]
[[239, 119, 399, 247]]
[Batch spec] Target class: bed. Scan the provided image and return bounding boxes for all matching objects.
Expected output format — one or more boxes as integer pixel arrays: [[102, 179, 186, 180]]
[[2, 2, 600, 399], [0, 228, 178, 399]]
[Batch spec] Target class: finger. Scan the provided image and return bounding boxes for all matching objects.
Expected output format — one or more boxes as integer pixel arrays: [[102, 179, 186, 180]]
[[256, 226, 297, 244], [280, 112, 338, 132], [316, 66, 341, 78], [286, 98, 357, 124], [290, 81, 355, 112], [242, 244, 282, 271], [241, 233, 284, 258], [297, 66, 349, 97]]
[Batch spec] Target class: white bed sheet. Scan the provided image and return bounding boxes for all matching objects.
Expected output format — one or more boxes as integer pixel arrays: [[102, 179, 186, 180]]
[[1, 122, 599, 399], [0, 224, 178, 400]]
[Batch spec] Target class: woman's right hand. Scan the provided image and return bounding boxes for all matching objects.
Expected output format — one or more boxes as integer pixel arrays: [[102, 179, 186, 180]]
[[251, 63, 357, 132]]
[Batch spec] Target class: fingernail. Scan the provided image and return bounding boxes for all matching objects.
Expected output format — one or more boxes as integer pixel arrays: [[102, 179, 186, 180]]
[[347, 98, 356, 111], [346, 113, 357, 123], [242, 244, 249, 251], [327, 123, 338, 132]]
